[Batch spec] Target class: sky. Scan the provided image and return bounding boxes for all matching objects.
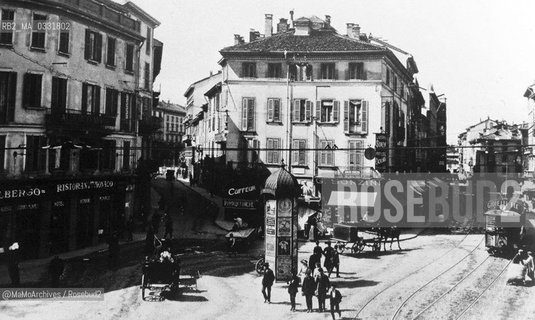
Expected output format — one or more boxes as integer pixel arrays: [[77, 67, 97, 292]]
[[131, 0, 535, 144]]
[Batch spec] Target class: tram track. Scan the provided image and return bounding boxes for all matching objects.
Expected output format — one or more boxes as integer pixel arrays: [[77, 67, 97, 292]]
[[354, 233, 475, 319], [389, 236, 485, 320]]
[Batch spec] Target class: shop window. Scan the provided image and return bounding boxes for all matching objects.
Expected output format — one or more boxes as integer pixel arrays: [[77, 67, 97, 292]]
[[50, 201, 69, 254], [15, 204, 41, 258]]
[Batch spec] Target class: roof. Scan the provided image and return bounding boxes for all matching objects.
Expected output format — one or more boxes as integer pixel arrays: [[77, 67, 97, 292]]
[[220, 29, 385, 54], [262, 168, 300, 198], [123, 1, 160, 26], [184, 71, 222, 97], [157, 101, 186, 114]]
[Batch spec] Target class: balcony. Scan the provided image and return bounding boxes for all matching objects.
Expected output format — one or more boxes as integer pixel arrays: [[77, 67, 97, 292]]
[[138, 116, 163, 135], [45, 109, 116, 136]]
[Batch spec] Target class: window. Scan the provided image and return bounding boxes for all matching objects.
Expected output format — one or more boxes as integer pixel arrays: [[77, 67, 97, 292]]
[[84, 29, 102, 62], [321, 63, 336, 80], [81, 83, 100, 114], [349, 140, 364, 171], [241, 62, 257, 78], [106, 37, 116, 66], [246, 138, 260, 164], [101, 140, 115, 171], [0, 135, 5, 173], [125, 43, 134, 72], [292, 99, 312, 123], [0, 71, 16, 123], [267, 98, 281, 122], [393, 76, 398, 91], [105, 88, 118, 116], [319, 140, 334, 166], [144, 62, 150, 90], [0, 9, 15, 45], [25, 136, 46, 172], [317, 99, 339, 123], [58, 26, 69, 54], [51, 77, 67, 114], [267, 63, 282, 78], [386, 68, 391, 86], [344, 100, 368, 134], [348, 62, 365, 80], [146, 28, 151, 55], [31, 13, 47, 49], [292, 139, 307, 166], [23, 73, 43, 109], [266, 138, 281, 164], [122, 141, 130, 170], [241, 97, 255, 131], [289, 63, 312, 81]]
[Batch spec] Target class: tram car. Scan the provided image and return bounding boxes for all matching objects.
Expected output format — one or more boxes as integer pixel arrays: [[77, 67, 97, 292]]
[[484, 194, 535, 255]]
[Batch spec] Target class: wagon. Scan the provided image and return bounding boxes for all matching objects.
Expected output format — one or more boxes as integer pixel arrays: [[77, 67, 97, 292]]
[[140, 254, 180, 301], [332, 224, 383, 254]]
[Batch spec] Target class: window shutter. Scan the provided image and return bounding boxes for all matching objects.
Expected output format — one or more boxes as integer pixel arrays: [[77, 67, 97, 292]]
[[344, 101, 349, 133], [267, 99, 273, 122], [362, 101, 368, 134], [274, 99, 280, 122], [267, 139, 273, 163], [316, 100, 321, 122], [84, 30, 91, 60], [95, 86, 101, 114], [333, 100, 340, 123], [241, 99, 247, 130], [345, 64, 350, 80], [248, 98, 255, 131], [22, 73, 31, 108], [7, 72, 17, 122], [51, 77, 59, 110], [305, 101, 312, 122], [334, 65, 338, 80], [292, 140, 298, 165], [293, 99, 299, 122], [96, 33, 102, 62], [81, 83, 88, 114]]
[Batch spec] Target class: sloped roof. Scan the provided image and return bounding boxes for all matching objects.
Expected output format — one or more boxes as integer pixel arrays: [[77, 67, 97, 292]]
[[157, 101, 186, 114], [220, 29, 385, 53]]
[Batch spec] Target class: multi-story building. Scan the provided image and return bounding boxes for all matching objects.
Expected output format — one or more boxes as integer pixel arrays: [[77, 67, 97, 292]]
[[0, 0, 161, 259], [153, 100, 185, 166], [190, 14, 427, 188]]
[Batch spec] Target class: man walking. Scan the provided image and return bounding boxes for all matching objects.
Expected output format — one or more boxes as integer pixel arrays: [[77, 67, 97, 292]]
[[315, 268, 330, 312], [330, 245, 340, 278], [329, 284, 342, 320], [287, 272, 300, 311], [261, 263, 275, 303], [323, 240, 335, 276], [309, 252, 320, 275], [302, 270, 315, 313]]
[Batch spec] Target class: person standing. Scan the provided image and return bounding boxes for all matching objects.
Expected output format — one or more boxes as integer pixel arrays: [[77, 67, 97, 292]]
[[328, 284, 342, 320], [525, 251, 534, 281], [7, 242, 20, 286], [330, 247, 340, 278], [313, 241, 323, 257], [309, 252, 320, 275], [323, 240, 335, 276], [287, 272, 300, 311], [301, 270, 315, 313], [227, 233, 237, 257], [49, 256, 65, 288], [261, 263, 275, 303], [315, 268, 330, 312]]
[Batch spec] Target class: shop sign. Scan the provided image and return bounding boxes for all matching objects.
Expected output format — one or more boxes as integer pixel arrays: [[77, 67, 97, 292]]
[[227, 185, 256, 196], [56, 180, 114, 193], [0, 187, 46, 200], [223, 199, 256, 210], [375, 133, 388, 173]]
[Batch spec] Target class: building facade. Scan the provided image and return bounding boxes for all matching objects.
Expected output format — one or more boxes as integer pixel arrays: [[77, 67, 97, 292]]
[[154, 100, 185, 167], [0, 0, 161, 259]]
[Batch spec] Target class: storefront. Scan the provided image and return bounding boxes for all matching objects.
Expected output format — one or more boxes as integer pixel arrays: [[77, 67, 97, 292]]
[[0, 175, 135, 259], [223, 183, 262, 227]]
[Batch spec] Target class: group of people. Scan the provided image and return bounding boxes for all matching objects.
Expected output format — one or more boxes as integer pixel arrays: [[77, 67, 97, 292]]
[[259, 240, 344, 320], [507, 249, 534, 286]]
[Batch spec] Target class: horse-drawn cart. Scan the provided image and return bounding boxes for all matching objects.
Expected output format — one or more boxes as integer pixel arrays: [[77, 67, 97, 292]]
[[332, 224, 383, 254], [141, 253, 180, 301]]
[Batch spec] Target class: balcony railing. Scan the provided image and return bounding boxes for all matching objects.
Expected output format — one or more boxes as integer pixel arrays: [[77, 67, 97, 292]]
[[45, 109, 116, 135], [138, 116, 163, 135], [48, 0, 140, 32]]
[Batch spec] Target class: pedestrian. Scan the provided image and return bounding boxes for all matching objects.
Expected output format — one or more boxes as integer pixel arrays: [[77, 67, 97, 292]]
[[315, 268, 330, 312], [163, 213, 173, 239], [301, 269, 315, 313], [7, 242, 20, 286], [525, 251, 534, 281], [227, 233, 237, 257], [313, 262, 322, 280], [328, 284, 342, 320], [261, 262, 275, 303], [309, 252, 320, 275], [313, 240, 323, 257], [298, 259, 309, 283], [48, 256, 65, 288], [330, 246, 340, 278], [512, 249, 525, 264], [287, 272, 300, 311], [323, 240, 335, 276], [107, 232, 120, 270]]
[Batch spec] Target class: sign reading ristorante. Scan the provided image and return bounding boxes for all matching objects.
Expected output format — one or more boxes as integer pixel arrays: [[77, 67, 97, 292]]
[[0, 179, 117, 200]]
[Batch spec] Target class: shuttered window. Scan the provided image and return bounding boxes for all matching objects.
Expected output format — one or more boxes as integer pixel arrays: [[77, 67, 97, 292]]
[[266, 138, 281, 164], [125, 44, 134, 72], [0, 72, 16, 123], [51, 77, 67, 114], [321, 63, 337, 80], [0, 9, 15, 45], [105, 88, 118, 116], [31, 13, 46, 49], [106, 37, 116, 66], [84, 29, 102, 62], [0, 135, 5, 172], [344, 100, 368, 134], [25, 135, 46, 172], [81, 83, 100, 114], [317, 100, 339, 123], [349, 140, 364, 171], [348, 62, 365, 80], [319, 140, 334, 166], [292, 99, 312, 123], [241, 97, 255, 131], [267, 98, 281, 122], [292, 139, 307, 166]]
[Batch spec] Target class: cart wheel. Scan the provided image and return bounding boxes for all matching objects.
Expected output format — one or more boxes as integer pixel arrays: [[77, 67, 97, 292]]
[[141, 275, 146, 300], [255, 258, 265, 274]]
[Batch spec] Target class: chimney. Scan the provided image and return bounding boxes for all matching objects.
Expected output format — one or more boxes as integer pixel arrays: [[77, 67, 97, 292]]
[[325, 15, 331, 26], [346, 23, 354, 37], [265, 14, 273, 37], [353, 24, 361, 39], [290, 10, 294, 27], [234, 34, 241, 45], [277, 18, 289, 33], [249, 29, 259, 42], [294, 18, 311, 36]]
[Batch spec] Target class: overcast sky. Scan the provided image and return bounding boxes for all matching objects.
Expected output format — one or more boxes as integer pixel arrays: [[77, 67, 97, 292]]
[[132, 0, 535, 144]]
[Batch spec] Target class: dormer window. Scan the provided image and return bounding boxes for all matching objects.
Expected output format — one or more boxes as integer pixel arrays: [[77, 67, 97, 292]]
[[242, 62, 257, 78]]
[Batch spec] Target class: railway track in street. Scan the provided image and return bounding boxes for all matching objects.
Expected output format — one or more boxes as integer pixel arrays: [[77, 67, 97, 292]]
[[354, 233, 475, 319]]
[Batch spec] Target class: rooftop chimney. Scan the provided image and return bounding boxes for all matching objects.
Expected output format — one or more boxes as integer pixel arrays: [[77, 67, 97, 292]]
[[234, 34, 244, 45], [277, 18, 289, 33], [265, 14, 273, 37], [249, 29, 261, 42], [290, 10, 294, 27], [346, 23, 355, 37], [325, 15, 331, 26], [294, 19, 311, 36], [353, 24, 361, 39]]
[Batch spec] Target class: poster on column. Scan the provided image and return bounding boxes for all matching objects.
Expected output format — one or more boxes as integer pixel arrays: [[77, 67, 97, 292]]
[[266, 235, 276, 257], [277, 217, 291, 237], [266, 200, 276, 216], [277, 237, 290, 255], [276, 256, 292, 280], [277, 198, 292, 217]]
